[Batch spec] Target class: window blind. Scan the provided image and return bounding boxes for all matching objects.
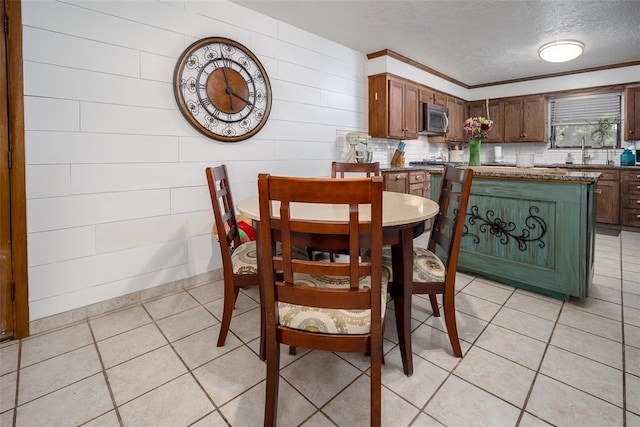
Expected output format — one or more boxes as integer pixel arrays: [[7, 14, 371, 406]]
[[550, 93, 622, 125]]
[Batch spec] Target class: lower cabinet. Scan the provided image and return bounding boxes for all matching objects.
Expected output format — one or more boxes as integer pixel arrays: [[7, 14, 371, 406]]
[[382, 170, 430, 197], [383, 169, 431, 229], [409, 170, 430, 198], [383, 171, 409, 193], [432, 173, 596, 299], [621, 170, 640, 227], [589, 169, 620, 225]]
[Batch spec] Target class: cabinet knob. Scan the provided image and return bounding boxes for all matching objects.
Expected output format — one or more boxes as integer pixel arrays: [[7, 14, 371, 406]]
[[414, 176, 420, 180], [636, 175, 640, 179], [637, 186, 640, 190], [395, 175, 402, 180], [631, 130, 635, 134]]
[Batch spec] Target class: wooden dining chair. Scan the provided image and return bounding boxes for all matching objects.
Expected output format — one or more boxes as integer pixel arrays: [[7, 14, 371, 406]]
[[384, 165, 473, 357], [307, 161, 381, 262], [206, 165, 259, 347], [258, 174, 387, 427], [332, 160, 380, 178]]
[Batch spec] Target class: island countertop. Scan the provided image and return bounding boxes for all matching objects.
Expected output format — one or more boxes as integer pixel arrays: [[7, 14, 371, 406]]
[[382, 165, 602, 183], [438, 166, 602, 183]]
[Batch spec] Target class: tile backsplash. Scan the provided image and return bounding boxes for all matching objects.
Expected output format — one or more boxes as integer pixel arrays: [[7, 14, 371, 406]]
[[368, 136, 635, 167]]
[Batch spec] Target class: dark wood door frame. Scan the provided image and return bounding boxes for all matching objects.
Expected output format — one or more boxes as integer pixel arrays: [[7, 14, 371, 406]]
[[3, 0, 29, 338]]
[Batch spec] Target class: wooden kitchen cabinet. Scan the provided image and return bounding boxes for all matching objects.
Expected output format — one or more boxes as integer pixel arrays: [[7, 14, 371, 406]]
[[593, 169, 620, 224], [368, 74, 419, 139], [409, 170, 430, 198], [468, 100, 504, 143], [503, 95, 546, 142], [576, 168, 620, 224], [382, 170, 430, 197], [445, 96, 466, 143], [624, 86, 640, 140], [383, 171, 409, 193], [420, 87, 446, 107], [621, 170, 640, 227]]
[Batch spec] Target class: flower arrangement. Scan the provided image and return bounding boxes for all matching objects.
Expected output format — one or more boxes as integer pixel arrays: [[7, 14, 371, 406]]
[[463, 116, 493, 140]]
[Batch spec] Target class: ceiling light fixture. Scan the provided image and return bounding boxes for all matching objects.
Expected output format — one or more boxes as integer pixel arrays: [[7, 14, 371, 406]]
[[538, 40, 584, 63]]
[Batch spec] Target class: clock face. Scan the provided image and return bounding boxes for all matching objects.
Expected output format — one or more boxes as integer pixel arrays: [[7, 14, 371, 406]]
[[173, 37, 272, 142]]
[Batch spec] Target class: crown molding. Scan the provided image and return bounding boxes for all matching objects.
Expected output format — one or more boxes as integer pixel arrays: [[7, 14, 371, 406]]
[[367, 49, 640, 89]]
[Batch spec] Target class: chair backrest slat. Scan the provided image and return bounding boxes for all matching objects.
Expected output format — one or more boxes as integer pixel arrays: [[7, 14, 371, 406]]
[[331, 161, 381, 178], [206, 165, 242, 262]]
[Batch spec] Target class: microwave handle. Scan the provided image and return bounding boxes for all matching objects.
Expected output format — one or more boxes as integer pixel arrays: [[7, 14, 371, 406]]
[[443, 112, 449, 131]]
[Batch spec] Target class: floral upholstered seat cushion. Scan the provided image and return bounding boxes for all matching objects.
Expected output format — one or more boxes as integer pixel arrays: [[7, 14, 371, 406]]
[[231, 241, 259, 275], [231, 242, 309, 275], [277, 269, 390, 335], [380, 247, 445, 283]]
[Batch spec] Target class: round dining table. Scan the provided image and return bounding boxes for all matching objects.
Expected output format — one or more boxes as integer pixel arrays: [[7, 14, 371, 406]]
[[237, 191, 439, 376]]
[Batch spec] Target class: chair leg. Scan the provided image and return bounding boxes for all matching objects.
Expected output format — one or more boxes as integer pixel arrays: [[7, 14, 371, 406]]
[[370, 342, 382, 427], [264, 336, 281, 427], [442, 290, 462, 357], [429, 294, 440, 317], [233, 286, 241, 305], [288, 346, 296, 355], [217, 281, 236, 347]]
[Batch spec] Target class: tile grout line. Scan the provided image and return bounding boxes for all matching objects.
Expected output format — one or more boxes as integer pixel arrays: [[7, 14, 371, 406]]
[[138, 297, 231, 426], [86, 318, 124, 427], [10, 339, 22, 427], [416, 279, 518, 425], [620, 232, 627, 426], [515, 296, 566, 426]]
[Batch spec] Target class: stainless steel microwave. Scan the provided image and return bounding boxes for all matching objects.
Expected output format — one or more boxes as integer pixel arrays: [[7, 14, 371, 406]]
[[420, 103, 449, 135]]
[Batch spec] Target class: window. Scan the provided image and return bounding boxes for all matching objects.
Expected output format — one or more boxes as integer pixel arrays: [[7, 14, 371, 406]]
[[549, 93, 622, 148]]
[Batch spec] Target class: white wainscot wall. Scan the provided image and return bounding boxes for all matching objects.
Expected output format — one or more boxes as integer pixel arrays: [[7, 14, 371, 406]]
[[22, 0, 368, 320]]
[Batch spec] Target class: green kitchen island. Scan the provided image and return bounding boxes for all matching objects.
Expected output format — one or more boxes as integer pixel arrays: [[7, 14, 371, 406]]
[[430, 166, 601, 300]]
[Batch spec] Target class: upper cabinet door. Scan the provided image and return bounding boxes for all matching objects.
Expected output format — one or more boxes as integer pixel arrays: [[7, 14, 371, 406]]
[[445, 97, 465, 143], [522, 96, 546, 142], [388, 79, 406, 139], [404, 84, 419, 139], [368, 74, 420, 139], [625, 86, 640, 140], [504, 96, 546, 142], [504, 98, 525, 142], [468, 100, 504, 142]]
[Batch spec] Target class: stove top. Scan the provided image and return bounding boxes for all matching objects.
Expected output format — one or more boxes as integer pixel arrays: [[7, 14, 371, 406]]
[[409, 161, 464, 166]]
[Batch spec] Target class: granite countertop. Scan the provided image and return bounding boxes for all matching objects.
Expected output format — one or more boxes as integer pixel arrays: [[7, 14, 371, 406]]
[[455, 166, 602, 183], [381, 164, 605, 183]]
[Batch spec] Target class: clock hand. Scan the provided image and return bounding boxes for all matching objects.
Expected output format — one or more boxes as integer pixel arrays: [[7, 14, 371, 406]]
[[231, 91, 254, 107], [221, 66, 237, 110]]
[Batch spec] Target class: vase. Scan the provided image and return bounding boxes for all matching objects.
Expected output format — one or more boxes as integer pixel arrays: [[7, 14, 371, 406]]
[[468, 138, 482, 166]]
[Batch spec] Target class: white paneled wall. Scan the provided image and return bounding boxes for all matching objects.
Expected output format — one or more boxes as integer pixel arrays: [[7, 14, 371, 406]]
[[22, 0, 368, 320]]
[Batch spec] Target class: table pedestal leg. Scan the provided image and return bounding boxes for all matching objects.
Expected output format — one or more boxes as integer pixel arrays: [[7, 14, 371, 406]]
[[392, 227, 414, 376]]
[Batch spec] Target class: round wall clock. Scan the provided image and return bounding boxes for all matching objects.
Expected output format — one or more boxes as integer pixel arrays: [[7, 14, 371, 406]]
[[173, 37, 272, 142]]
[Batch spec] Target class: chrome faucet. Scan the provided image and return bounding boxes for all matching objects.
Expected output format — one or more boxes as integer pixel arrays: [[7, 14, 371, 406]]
[[581, 136, 591, 164]]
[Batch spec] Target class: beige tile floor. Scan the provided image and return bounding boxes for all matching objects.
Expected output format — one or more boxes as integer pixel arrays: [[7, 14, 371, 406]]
[[1, 228, 639, 426]]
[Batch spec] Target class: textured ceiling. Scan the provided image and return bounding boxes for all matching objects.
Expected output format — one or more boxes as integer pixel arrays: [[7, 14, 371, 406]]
[[231, 0, 640, 86]]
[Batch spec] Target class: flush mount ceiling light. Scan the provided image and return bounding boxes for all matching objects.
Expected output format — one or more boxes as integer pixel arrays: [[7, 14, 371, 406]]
[[538, 40, 584, 63]]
